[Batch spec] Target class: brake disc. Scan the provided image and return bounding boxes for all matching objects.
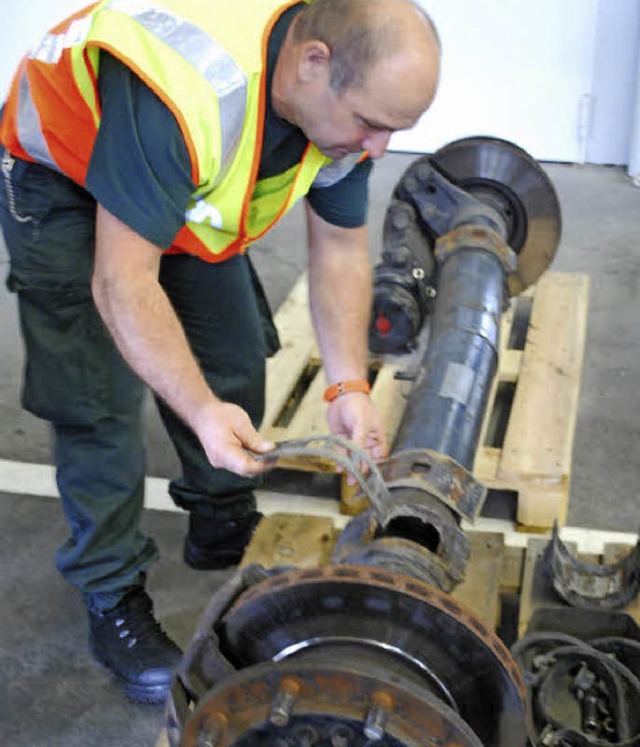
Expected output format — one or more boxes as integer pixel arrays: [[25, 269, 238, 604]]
[[199, 565, 528, 747], [430, 136, 562, 294]]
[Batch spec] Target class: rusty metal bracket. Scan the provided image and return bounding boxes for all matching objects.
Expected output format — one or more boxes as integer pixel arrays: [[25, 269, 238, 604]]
[[344, 448, 487, 524], [252, 435, 393, 524], [549, 523, 640, 610]]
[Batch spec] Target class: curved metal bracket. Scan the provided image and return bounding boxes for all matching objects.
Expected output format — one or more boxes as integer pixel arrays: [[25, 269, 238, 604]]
[[549, 523, 640, 610]]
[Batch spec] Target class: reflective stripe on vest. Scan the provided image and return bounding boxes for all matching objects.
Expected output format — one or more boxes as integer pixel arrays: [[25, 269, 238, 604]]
[[16, 66, 58, 171], [30, 16, 93, 64], [312, 151, 365, 189], [15, 0, 248, 182], [104, 0, 247, 180]]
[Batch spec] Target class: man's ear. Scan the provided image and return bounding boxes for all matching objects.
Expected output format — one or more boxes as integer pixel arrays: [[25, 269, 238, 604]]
[[298, 40, 331, 83]]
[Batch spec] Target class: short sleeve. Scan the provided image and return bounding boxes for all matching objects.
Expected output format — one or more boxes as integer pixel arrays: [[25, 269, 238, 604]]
[[86, 53, 195, 249], [306, 157, 373, 228]]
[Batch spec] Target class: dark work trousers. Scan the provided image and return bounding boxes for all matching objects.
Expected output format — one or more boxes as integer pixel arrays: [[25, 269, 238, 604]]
[[1, 151, 276, 613]]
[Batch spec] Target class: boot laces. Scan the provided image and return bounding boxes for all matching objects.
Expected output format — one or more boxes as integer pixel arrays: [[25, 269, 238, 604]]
[[111, 592, 168, 650]]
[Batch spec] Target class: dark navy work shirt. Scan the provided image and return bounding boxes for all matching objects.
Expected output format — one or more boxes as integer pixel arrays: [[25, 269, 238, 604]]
[[86, 4, 372, 249]]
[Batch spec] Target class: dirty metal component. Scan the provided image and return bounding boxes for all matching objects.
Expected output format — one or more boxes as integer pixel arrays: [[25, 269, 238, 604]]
[[332, 498, 469, 591], [174, 565, 527, 746], [431, 136, 562, 295], [181, 660, 483, 746], [369, 136, 561, 354], [549, 524, 640, 610], [512, 633, 640, 746], [169, 137, 561, 745], [370, 152, 510, 355], [367, 448, 488, 522], [256, 438, 480, 590], [251, 435, 393, 524], [392, 230, 510, 469]]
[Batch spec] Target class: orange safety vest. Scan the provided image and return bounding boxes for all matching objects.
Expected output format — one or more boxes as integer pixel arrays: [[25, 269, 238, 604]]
[[0, 0, 363, 262]]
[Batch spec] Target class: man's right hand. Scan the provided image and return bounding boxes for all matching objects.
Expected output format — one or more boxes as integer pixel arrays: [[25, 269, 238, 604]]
[[192, 400, 276, 477]]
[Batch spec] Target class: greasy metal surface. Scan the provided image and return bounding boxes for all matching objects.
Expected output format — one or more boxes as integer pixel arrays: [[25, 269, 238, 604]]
[[332, 498, 469, 592], [434, 224, 516, 275], [370, 154, 510, 354], [392, 247, 506, 469], [219, 565, 528, 746], [549, 524, 640, 610], [430, 136, 562, 294], [252, 436, 393, 524], [366, 448, 488, 522], [179, 659, 484, 746], [512, 634, 640, 746]]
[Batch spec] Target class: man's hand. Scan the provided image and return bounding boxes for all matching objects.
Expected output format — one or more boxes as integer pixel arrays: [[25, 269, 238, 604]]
[[192, 401, 276, 476], [326, 392, 388, 461]]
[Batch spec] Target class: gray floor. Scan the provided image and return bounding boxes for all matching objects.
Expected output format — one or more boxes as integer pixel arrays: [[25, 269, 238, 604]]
[[1, 154, 639, 744]]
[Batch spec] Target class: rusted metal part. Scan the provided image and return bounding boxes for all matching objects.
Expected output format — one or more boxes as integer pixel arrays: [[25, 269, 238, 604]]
[[165, 564, 274, 747], [180, 660, 484, 746], [215, 565, 528, 747], [512, 633, 640, 746], [435, 224, 516, 276], [332, 497, 469, 591], [251, 436, 393, 524], [368, 448, 488, 523], [549, 524, 640, 610]]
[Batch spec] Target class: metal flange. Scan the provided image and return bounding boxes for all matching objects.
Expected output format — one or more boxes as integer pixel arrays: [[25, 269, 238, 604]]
[[430, 136, 562, 294]]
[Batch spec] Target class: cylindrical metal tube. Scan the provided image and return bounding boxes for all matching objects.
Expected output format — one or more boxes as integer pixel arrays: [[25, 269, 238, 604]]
[[393, 247, 506, 469]]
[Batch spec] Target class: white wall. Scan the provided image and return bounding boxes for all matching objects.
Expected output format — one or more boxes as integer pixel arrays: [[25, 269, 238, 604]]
[[1, 0, 87, 100], [586, 0, 640, 166], [393, 0, 639, 166], [2, 0, 639, 168]]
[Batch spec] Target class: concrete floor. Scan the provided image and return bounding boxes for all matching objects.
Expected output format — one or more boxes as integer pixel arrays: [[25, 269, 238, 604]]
[[0, 153, 639, 744]]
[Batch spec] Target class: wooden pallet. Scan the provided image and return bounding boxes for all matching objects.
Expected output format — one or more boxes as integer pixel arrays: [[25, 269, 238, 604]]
[[261, 271, 590, 530], [243, 513, 640, 638]]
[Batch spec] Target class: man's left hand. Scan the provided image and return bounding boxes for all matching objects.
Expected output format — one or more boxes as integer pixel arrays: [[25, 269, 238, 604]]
[[326, 392, 388, 462]]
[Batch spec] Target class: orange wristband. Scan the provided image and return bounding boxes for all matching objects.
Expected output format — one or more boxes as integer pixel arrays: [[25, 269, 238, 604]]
[[323, 379, 371, 402]]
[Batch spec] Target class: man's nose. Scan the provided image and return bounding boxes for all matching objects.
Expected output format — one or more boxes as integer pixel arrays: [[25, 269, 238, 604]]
[[363, 130, 392, 159]]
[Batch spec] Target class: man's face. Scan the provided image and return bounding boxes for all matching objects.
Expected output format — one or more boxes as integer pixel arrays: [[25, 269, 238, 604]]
[[295, 51, 436, 161]]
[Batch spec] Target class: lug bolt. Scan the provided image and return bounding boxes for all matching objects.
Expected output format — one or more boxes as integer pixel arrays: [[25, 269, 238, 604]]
[[363, 692, 392, 741], [391, 208, 410, 230], [330, 723, 354, 746], [196, 712, 228, 747], [270, 677, 302, 727], [291, 723, 319, 746], [416, 162, 432, 183]]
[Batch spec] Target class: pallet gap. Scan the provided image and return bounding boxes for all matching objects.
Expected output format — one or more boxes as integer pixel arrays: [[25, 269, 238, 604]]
[[273, 361, 322, 427], [484, 381, 517, 447], [272, 361, 382, 429]]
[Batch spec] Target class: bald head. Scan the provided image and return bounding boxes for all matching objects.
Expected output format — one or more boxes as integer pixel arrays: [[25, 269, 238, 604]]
[[293, 0, 440, 99]]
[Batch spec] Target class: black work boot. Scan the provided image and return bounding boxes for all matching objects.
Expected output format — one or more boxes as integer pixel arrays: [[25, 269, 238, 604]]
[[183, 510, 263, 570], [88, 587, 182, 703]]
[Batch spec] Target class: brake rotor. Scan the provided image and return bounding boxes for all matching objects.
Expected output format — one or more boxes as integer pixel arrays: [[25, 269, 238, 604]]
[[430, 136, 562, 294], [206, 565, 527, 747]]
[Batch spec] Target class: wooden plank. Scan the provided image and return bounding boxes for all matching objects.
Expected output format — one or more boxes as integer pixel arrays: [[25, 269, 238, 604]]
[[263, 273, 318, 430], [517, 538, 549, 638], [500, 545, 526, 595], [452, 532, 504, 629], [241, 513, 336, 569], [498, 273, 590, 527]]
